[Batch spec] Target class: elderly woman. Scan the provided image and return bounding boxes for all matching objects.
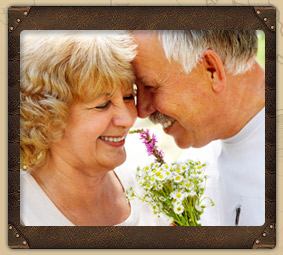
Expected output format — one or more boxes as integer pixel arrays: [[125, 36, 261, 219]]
[[20, 31, 169, 226]]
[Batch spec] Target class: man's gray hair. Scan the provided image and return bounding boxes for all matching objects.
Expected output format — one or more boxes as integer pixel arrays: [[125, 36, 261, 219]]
[[158, 30, 258, 75]]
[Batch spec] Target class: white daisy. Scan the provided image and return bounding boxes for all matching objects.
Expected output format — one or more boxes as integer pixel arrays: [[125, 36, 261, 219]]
[[195, 204, 204, 213], [150, 176, 156, 184], [170, 190, 185, 201], [156, 172, 166, 181], [144, 182, 153, 190], [184, 182, 193, 190], [188, 190, 197, 197], [164, 170, 172, 179], [174, 175, 184, 183], [173, 204, 184, 215]]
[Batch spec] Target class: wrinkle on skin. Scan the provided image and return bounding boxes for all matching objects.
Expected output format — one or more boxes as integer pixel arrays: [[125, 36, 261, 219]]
[[132, 31, 265, 148]]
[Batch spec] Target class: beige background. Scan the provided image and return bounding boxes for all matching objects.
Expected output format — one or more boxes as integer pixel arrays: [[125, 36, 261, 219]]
[[1, 0, 282, 254]]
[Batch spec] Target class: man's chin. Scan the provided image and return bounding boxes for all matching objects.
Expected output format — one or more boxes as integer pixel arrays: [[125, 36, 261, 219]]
[[173, 136, 193, 149], [173, 136, 212, 149]]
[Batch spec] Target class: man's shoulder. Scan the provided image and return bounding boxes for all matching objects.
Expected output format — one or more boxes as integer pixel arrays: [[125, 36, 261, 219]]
[[178, 140, 222, 163]]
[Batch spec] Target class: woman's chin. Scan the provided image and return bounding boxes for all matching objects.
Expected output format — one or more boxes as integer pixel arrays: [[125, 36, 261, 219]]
[[107, 153, 127, 169]]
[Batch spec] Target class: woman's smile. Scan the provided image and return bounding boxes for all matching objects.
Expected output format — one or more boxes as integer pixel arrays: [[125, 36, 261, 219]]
[[99, 135, 127, 147]]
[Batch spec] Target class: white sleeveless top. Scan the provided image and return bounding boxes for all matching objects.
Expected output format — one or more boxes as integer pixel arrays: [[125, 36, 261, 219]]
[[20, 167, 170, 226]]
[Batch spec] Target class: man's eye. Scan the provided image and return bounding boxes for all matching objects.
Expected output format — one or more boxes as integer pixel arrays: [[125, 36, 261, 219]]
[[124, 94, 135, 101], [95, 101, 110, 109], [145, 85, 156, 92]]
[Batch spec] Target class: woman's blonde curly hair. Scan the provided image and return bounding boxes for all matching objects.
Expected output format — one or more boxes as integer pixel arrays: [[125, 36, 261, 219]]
[[20, 31, 137, 169]]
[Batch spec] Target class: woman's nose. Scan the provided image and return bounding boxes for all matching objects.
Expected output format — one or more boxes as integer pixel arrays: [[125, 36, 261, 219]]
[[113, 102, 137, 129]]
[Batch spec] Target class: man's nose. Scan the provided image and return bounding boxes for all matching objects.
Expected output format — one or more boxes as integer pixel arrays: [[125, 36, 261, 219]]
[[136, 86, 156, 118]]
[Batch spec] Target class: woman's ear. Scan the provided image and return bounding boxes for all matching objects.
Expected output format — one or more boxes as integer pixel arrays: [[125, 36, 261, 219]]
[[202, 50, 226, 93]]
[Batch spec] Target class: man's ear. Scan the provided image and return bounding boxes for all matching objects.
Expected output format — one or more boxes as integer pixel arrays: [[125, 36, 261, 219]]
[[202, 50, 226, 93]]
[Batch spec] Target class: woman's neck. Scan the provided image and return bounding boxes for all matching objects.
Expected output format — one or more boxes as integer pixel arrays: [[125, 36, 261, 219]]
[[32, 155, 112, 198], [30, 155, 130, 226]]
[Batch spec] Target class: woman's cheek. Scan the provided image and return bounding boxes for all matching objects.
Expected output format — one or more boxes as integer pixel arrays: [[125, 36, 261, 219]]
[[130, 102, 138, 121]]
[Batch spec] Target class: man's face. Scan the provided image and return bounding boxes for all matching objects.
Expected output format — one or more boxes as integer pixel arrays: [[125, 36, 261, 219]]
[[132, 32, 219, 148]]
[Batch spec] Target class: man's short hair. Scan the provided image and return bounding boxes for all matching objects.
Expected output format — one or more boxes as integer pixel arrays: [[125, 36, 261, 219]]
[[158, 30, 258, 75]]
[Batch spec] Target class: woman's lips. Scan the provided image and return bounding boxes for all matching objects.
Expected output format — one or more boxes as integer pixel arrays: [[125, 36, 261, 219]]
[[99, 135, 126, 147]]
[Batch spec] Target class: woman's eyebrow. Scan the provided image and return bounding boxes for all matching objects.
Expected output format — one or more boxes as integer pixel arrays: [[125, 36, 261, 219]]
[[97, 92, 112, 98]]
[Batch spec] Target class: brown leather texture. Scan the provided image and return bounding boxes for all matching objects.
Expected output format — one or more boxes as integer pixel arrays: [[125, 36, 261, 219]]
[[8, 6, 276, 249]]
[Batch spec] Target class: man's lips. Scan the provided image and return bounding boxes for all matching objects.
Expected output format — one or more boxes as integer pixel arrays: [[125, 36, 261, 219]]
[[149, 111, 176, 130], [161, 119, 175, 129]]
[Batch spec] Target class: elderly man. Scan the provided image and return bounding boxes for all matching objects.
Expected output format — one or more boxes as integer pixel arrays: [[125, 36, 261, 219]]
[[132, 30, 265, 226]]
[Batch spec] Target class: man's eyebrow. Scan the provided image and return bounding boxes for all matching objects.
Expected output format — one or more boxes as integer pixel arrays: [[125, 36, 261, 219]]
[[136, 76, 157, 86]]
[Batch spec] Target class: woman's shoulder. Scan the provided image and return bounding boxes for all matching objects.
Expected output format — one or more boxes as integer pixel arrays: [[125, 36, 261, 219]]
[[20, 168, 29, 178], [20, 169, 45, 196], [20, 169, 74, 226], [114, 164, 138, 189], [20, 169, 37, 189]]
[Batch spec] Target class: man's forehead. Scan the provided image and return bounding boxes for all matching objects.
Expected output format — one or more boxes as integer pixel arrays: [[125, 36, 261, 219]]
[[132, 31, 173, 85], [133, 32, 163, 58], [132, 31, 159, 43], [136, 75, 155, 85]]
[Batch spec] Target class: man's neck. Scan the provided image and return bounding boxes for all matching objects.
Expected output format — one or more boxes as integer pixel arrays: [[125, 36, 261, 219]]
[[221, 61, 265, 139]]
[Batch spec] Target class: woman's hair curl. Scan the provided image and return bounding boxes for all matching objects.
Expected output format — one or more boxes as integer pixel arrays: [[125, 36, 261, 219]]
[[20, 31, 136, 169]]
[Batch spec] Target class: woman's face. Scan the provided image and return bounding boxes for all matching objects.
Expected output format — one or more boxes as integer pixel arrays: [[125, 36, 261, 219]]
[[50, 87, 137, 175]]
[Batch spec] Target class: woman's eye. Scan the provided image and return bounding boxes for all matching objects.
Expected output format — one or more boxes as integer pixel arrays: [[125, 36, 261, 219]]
[[95, 101, 110, 110], [124, 94, 135, 101]]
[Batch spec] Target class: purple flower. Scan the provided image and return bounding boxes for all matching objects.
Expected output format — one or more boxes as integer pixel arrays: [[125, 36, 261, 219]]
[[130, 129, 165, 165]]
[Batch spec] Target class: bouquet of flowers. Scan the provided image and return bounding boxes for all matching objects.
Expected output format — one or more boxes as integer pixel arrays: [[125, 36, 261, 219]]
[[126, 129, 214, 226]]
